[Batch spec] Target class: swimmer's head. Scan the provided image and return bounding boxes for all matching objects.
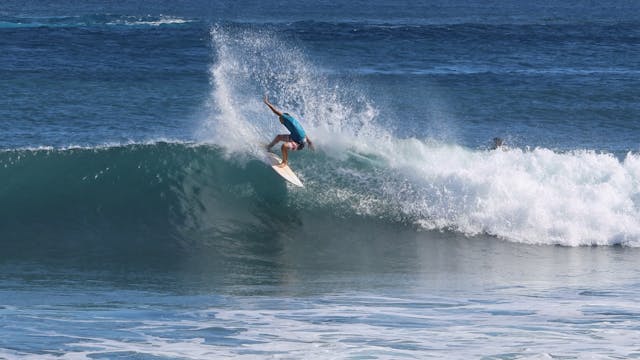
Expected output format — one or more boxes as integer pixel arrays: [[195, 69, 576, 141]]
[[492, 137, 504, 149]]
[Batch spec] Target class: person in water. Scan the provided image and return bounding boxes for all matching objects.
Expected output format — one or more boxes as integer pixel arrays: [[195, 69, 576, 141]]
[[264, 95, 314, 167], [491, 137, 505, 150]]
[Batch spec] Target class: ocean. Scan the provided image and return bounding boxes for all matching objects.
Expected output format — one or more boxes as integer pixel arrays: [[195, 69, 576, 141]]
[[1, 1, 640, 358]]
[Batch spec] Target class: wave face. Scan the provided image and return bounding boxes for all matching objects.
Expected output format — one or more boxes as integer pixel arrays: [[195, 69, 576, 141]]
[[0, 143, 292, 261], [2, 141, 639, 263]]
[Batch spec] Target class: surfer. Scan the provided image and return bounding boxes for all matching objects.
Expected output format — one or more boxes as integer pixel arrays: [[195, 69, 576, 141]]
[[264, 95, 314, 167]]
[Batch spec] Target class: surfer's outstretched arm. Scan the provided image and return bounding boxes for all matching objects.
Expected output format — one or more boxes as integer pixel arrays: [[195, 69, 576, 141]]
[[263, 95, 283, 117]]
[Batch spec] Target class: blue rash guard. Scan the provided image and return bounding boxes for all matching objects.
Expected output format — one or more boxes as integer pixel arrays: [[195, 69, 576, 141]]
[[280, 113, 306, 144]]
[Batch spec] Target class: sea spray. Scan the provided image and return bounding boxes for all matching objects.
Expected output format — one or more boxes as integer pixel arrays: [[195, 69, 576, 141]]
[[201, 26, 387, 157]]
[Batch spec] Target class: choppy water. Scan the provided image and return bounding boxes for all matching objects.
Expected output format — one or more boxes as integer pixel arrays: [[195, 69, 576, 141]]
[[1, 1, 640, 358]]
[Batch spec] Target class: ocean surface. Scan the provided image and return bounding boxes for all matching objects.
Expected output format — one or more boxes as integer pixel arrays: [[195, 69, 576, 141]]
[[1, 1, 640, 358]]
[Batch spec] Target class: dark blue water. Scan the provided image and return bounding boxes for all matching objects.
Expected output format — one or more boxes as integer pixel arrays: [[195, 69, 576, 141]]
[[1, 1, 640, 358], [2, 1, 638, 150]]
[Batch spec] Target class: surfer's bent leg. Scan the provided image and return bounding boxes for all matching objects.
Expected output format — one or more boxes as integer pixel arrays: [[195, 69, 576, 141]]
[[267, 134, 290, 150], [279, 141, 299, 167], [280, 144, 289, 166]]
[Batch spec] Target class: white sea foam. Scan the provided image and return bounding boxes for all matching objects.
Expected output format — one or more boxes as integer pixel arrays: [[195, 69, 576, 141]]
[[357, 141, 640, 246], [296, 136, 640, 246], [0, 138, 194, 153], [107, 15, 193, 27]]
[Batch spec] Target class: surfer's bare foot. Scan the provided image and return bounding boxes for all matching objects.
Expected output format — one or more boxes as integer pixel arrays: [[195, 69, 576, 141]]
[[277, 162, 287, 168]]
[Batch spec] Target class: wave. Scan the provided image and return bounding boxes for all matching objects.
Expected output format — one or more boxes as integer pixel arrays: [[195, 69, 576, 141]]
[[198, 25, 640, 248], [2, 24, 638, 258], [0, 142, 287, 260], [0, 14, 196, 29], [1, 141, 639, 260]]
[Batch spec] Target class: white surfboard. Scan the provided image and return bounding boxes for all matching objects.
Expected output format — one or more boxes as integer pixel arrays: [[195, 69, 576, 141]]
[[265, 152, 304, 187]]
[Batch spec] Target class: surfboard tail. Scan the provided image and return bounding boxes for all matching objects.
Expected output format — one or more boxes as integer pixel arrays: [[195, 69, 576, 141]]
[[265, 152, 304, 187]]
